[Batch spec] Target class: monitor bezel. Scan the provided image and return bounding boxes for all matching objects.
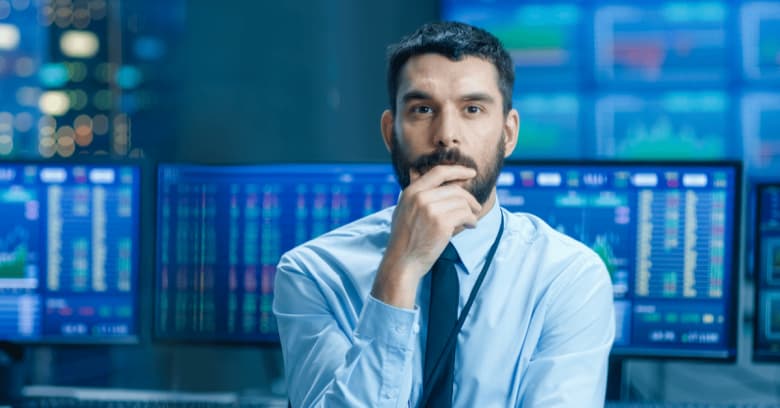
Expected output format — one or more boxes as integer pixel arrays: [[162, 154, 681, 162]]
[[0, 157, 147, 346], [502, 159, 742, 362], [752, 182, 780, 362]]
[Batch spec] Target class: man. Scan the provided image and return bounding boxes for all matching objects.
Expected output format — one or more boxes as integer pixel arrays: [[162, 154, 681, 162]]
[[273, 21, 615, 407]]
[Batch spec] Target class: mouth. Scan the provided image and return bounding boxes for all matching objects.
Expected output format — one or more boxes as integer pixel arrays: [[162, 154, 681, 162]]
[[416, 161, 465, 175]]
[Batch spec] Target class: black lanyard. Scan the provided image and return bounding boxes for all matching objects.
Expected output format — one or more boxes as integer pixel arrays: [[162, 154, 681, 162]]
[[419, 211, 505, 407]]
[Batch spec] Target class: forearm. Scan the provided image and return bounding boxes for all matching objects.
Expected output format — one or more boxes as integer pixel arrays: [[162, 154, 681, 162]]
[[279, 295, 419, 408], [371, 255, 422, 309]]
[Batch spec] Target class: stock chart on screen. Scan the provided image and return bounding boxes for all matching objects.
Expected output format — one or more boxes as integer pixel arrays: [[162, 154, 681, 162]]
[[754, 184, 780, 361], [595, 92, 731, 159], [440, 0, 583, 89], [155, 164, 401, 343], [593, 2, 728, 85], [500, 161, 740, 359], [0, 162, 140, 343]]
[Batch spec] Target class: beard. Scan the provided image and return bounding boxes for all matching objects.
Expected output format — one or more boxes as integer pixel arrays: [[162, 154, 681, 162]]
[[390, 132, 505, 205]]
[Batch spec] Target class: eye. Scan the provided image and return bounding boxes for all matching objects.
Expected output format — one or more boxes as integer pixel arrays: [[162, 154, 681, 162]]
[[465, 105, 482, 114], [410, 105, 433, 114]]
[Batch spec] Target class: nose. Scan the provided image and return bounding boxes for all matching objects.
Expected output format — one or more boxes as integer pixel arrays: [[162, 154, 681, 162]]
[[433, 104, 460, 148]]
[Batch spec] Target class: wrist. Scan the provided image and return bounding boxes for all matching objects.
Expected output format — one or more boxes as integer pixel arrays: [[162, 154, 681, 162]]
[[371, 260, 422, 309]]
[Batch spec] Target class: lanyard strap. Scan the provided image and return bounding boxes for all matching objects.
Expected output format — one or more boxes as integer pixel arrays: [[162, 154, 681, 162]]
[[419, 211, 505, 407]]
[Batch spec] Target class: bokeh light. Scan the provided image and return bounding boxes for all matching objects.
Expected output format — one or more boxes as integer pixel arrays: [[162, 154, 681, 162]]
[[16, 86, 40, 107], [56, 134, 75, 157], [14, 112, 34, 133], [39, 91, 70, 116], [92, 114, 108, 135], [0, 134, 13, 155], [38, 136, 56, 157], [14, 57, 35, 77], [60, 30, 99, 58], [0, 23, 20, 50]]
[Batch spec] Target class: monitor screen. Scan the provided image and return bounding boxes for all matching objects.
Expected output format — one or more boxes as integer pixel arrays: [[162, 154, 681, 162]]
[[498, 161, 740, 359], [740, 3, 780, 82], [595, 91, 732, 160], [157, 162, 739, 359], [510, 93, 583, 160], [154, 164, 401, 343], [593, 3, 728, 85], [754, 183, 780, 361], [741, 93, 780, 177], [440, 1, 583, 89], [0, 162, 140, 343]]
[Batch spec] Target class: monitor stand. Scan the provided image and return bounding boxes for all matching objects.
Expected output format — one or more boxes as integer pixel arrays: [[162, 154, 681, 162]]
[[606, 357, 624, 401], [0, 342, 25, 404]]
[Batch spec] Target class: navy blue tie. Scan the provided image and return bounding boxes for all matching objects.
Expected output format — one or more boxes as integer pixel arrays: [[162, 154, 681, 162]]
[[423, 243, 460, 408]]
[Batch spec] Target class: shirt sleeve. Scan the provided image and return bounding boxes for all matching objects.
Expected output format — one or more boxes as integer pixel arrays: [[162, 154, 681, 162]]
[[517, 253, 616, 407], [273, 251, 419, 408]]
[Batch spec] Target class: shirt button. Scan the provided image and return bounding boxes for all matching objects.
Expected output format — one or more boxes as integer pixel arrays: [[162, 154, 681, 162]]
[[412, 323, 420, 334]]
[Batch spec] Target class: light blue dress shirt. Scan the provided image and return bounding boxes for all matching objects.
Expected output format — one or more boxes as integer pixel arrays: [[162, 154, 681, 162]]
[[274, 199, 615, 407]]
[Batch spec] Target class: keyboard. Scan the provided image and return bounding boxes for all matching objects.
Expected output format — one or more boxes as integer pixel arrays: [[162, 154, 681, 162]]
[[20, 386, 288, 407], [606, 403, 780, 408]]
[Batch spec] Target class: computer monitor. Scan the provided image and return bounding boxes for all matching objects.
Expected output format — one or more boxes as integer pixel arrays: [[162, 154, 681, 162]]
[[154, 163, 401, 343], [0, 162, 141, 343], [753, 183, 780, 361], [156, 161, 740, 359], [499, 161, 740, 359]]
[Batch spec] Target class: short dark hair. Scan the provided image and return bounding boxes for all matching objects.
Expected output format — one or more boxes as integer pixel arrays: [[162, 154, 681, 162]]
[[386, 21, 514, 115]]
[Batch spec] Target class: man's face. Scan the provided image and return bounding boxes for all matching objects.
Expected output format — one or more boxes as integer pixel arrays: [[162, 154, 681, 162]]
[[383, 54, 518, 205]]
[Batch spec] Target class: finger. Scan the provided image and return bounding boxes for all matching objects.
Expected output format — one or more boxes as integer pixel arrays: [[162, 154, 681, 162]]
[[406, 165, 476, 194], [416, 185, 481, 215], [431, 201, 479, 231]]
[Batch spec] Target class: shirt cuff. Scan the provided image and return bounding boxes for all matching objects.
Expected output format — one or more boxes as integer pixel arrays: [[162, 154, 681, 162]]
[[355, 294, 420, 350]]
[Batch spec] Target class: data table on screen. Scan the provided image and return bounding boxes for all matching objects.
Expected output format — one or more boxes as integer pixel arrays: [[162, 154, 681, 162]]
[[155, 164, 401, 343], [499, 162, 739, 359], [0, 163, 140, 343]]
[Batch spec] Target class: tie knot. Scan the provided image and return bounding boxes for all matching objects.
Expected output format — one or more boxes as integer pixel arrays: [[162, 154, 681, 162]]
[[438, 243, 460, 263]]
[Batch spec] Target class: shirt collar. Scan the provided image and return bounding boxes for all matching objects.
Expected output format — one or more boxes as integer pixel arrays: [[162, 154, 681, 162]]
[[450, 196, 502, 275]]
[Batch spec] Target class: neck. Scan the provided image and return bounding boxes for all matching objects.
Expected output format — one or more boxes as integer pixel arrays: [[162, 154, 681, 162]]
[[477, 190, 497, 220]]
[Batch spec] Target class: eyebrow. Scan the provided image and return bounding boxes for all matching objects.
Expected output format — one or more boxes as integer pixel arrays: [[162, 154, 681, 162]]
[[400, 90, 497, 106], [401, 90, 432, 105], [461, 92, 495, 104]]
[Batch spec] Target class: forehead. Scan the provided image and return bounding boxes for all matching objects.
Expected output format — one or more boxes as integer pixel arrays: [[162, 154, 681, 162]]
[[397, 53, 501, 100]]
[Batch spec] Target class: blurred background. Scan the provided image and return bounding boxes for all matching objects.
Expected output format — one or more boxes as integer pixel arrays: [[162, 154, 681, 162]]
[[1, 0, 780, 404]]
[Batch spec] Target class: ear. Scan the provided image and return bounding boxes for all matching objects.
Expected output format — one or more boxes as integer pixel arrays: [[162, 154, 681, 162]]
[[380, 109, 395, 153], [502, 108, 520, 158]]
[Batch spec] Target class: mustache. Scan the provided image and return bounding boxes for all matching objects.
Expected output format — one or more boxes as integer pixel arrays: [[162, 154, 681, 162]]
[[410, 148, 478, 175]]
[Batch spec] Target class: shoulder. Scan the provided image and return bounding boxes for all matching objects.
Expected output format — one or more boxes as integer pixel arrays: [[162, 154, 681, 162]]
[[277, 206, 394, 274], [502, 209, 601, 261], [501, 209, 611, 289]]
